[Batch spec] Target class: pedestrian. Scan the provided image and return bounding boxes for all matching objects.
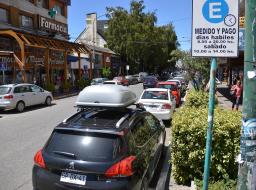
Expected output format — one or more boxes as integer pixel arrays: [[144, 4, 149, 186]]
[[230, 80, 243, 111]]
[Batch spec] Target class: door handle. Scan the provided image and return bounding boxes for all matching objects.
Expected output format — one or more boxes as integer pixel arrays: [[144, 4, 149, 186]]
[[21, 94, 24, 96]]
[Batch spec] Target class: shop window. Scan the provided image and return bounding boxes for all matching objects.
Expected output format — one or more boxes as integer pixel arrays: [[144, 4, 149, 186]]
[[20, 15, 33, 28], [37, 0, 48, 9], [0, 8, 8, 23], [54, 3, 64, 16]]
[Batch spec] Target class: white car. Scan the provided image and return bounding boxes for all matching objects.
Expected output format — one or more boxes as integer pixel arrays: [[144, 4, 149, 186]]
[[0, 83, 53, 112], [137, 88, 176, 121], [103, 80, 122, 85]]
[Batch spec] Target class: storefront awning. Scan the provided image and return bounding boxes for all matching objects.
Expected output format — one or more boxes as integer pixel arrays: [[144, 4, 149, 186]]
[[0, 29, 91, 55]]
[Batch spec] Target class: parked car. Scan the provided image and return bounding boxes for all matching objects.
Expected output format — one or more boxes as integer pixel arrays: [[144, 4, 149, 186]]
[[0, 83, 53, 112], [138, 72, 148, 82], [113, 76, 129, 86], [157, 81, 181, 106], [143, 76, 158, 89], [125, 75, 138, 85], [103, 80, 122, 85], [168, 79, 187, 97], [32, 85, 166, 190], [90, 78, 108, 85], [137, 88, 176, 121]]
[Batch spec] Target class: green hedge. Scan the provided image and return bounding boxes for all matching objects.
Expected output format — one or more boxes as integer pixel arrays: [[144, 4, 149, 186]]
[[195, 178, 237, 190], [185, 90, 218, 108], [171, 106, 241, 185]]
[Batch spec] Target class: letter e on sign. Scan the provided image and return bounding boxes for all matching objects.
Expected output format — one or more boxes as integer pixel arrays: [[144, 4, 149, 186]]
[[209, 2, 221, 19]]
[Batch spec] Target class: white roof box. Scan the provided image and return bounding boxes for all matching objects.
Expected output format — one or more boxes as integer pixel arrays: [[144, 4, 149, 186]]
[[76, 85, 137, 108]]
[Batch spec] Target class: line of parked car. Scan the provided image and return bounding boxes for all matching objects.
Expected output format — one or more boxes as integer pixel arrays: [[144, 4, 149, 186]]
[[137, 74, 188, 121]]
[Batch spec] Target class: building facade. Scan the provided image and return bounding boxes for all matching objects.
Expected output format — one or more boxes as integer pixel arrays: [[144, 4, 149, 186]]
[[75, 13, 122, 79], [0, 0, 89, 89]]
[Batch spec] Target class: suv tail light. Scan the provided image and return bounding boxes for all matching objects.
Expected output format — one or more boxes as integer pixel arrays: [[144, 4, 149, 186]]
[[4, 95, 13, 99], [105, 156, 136, 178], [34, 149, 46, 169], [162, 103, 171, 109]]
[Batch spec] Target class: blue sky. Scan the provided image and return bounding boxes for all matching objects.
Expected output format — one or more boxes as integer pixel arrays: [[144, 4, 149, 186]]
[[68, 0, 192, 50]]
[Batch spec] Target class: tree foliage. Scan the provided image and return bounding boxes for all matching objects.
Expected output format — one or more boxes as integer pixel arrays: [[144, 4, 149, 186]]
[[105, 0, 179, 74]]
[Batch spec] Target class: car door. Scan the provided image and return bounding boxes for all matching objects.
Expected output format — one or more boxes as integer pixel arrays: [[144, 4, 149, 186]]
[[130, 116, 156, 181], [168, 91, 176, 113], [13, 85, 34, 106], [31, 85, 45, 104], [144, 114, 163, 176]]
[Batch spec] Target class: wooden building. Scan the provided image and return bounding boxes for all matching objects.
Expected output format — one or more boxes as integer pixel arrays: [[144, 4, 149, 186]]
[[0, 0, 91, 87]]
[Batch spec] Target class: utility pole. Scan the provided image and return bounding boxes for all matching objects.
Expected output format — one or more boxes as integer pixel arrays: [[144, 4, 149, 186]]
[[238, 0, 256, 189]]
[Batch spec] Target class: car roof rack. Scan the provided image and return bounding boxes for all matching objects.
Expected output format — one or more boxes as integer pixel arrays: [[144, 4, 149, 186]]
[[76, 85, 137, 108]]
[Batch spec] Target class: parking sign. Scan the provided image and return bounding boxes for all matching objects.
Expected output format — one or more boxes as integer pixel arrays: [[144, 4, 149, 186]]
[[192, 0, 239, 57]]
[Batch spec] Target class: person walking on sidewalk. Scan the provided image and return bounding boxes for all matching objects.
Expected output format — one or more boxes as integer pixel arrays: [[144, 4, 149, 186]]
[[231, 80, 243, 111]]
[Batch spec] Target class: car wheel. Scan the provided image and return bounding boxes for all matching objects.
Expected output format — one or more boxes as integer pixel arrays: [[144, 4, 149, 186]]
[[16, 101, 25, 112], [45, 96, 52, 106]]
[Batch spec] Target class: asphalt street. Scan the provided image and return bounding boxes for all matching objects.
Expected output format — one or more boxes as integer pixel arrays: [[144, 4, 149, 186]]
[[0, 83, 171, 190]]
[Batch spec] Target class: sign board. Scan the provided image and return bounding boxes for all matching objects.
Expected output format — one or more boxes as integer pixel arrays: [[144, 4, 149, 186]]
[[0, 63, 7, 71], [192, 0, 239, 57], [239, 28, 245, 51], [39, 16, 68, 34]]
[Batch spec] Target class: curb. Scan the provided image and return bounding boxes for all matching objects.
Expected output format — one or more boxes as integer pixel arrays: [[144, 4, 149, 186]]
[[53, 92, 79, 100]]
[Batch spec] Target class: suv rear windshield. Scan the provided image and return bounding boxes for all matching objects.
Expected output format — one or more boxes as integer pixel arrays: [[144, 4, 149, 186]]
[[0, 87, 11, 95], [45, 131, 124, 162]]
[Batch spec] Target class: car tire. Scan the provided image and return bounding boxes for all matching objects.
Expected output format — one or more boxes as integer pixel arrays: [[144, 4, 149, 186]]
[[45, 96, 52, 106], [16, 101, 25, 112]]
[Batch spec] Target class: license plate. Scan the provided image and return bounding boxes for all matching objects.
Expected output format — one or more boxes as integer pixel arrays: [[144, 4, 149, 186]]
[[60, 172, 86, 185]]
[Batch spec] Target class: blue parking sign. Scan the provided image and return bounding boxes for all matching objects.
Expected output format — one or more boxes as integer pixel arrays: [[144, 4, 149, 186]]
[[0, 63, 7, 71]]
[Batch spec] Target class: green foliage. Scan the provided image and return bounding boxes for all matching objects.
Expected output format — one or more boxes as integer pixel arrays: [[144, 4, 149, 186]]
[[102, 67, 111, 78], [105, 0, 178, 73], [76, 79, 90, 90], [45, 83, 55, 92], [61, 82, 71, 92], [185, 90, 218, 108], [171, 106, 241, 185], [195, 178, 237, 190], [173, 51, 210, 86]]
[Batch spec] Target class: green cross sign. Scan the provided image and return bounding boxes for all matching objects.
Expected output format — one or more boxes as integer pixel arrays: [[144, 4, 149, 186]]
[[48, 8, 57, 18]]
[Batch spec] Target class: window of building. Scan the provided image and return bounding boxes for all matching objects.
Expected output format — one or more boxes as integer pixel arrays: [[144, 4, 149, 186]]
[[20, 15, 33, 28], [54, 3, 64, 16], [37, 0, 48, 9], [0, 8, 8, 23]]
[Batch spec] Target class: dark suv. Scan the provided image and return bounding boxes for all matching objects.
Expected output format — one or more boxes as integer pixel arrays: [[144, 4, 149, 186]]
[[32, 107, 166, 190]]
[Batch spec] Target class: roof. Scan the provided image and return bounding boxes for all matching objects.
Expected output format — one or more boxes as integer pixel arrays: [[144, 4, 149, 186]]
[[0, 29, 90, 54], [158, 81, 178, 85], [143, 88, 169, 92]]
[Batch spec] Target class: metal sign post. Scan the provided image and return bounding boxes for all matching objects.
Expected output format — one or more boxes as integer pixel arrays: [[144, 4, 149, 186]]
[[192, 0, 239, 189]]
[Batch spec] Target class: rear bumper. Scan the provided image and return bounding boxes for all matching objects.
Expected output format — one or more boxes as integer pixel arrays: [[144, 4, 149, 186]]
[[0, 101, 15, 110], [148, 110, 172, 121], [33, 165, 137, 190]]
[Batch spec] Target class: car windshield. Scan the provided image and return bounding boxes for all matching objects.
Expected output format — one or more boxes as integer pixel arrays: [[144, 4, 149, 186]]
[[45, 131, 123, 162], [142, 91, 168, 100], [0, 87, 11, 95], [158, 84, 175, 90], [144, 78, 155, 83]]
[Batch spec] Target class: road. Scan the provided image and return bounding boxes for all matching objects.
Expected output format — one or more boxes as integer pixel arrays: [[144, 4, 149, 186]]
[[0, 83, 171, 190]]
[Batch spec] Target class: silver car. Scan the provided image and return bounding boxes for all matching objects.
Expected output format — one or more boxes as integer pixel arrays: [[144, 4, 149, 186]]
[[0, 83, 53, 112]]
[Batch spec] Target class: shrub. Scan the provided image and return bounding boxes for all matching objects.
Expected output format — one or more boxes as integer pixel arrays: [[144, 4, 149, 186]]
[[45, 83, 55, 93], [76, 79, 90, 90], [185, 90, 218, 108], [171, 107, 241, 185], [195, 178, 237, 190]]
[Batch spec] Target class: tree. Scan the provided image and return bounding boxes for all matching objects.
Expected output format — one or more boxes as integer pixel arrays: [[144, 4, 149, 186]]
[[105, 0, 179, 74], [172, 50, 211, 89]]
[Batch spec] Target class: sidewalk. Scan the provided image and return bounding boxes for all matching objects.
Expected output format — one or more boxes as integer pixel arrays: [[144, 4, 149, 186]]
[[216, 84, 243, 111]]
